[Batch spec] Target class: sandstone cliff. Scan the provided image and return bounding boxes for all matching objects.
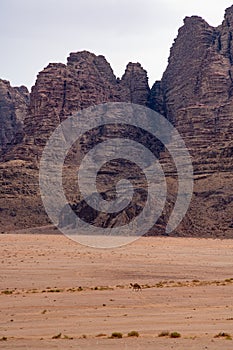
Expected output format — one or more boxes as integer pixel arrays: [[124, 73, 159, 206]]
[[149, 5, 233, 237], [0, 80, 29, 156], [4, 51, 149, 162], [150, 7, 233, 173], [0, 52, 152, 231]]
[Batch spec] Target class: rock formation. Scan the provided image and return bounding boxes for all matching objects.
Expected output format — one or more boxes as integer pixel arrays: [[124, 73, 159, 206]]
[[0, 51, 152, 231], [2, 6, 233, 237], [149, 5, 233, 236], [150, 7, 233, 173], [4, 51, 150, 162], [0, 80, 29, 156]]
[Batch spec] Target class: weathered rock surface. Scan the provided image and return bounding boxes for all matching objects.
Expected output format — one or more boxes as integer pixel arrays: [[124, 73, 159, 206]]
[[150, 7, 233, 173], [0, 52, 152, 231], [149, 5, 233, 236], [121, 62, 150, 105], [4, 51, 150, 162], [0, 80, 29, 156]]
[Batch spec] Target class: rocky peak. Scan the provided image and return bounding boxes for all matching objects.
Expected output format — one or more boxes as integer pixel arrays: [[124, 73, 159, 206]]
[[224, 5, 233, 26], [0, 51, 152, 232], [121, 62, 150, 105], [3, 51, 150, 161], [159, 14, 215, 125], [67, 51, 117, 84], [183, 15, 209, 26], [67, 50, 96, 62], [150, 9, 233, 169], [149, 8, 233, 236]]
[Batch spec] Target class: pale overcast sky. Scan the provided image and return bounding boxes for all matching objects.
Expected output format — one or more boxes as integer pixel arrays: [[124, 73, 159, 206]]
[[0, 0, 233, 89]]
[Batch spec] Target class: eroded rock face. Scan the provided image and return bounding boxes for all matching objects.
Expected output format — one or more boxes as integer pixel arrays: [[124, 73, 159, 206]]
[[149, 5, 233, 236], [0, 51, 152, 231], [4, 51, 150, 162], [150, 7, 233, 174], [0, 80, 29, 156], [121, 62, 150, 105]]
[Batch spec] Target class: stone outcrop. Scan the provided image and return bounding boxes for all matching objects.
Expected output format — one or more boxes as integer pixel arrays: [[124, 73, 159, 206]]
[[4, 51, 150, 162], [149, 5, 233, 237], [121, 62, 150, 105], [0, 80, 29, 156], [0, 51, 152, 231], [150, 7, 233, 174]]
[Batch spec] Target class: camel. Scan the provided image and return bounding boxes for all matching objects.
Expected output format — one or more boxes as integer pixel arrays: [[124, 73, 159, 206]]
[[130, 283, 142, 291]]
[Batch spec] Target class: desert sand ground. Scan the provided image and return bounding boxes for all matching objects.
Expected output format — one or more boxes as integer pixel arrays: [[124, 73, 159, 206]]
[[1, 229, 233, 349]]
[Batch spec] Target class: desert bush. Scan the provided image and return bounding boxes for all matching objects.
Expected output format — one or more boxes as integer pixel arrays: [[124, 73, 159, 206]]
[[110, 332, 123, 338], [2, 290, 13, 295], [128, 331, 139, 337], [47, 289, 62, 293], [170, 332, 181, 338]]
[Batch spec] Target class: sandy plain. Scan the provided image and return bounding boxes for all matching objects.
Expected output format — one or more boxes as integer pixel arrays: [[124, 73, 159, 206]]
[[1, 229, 233, 349]]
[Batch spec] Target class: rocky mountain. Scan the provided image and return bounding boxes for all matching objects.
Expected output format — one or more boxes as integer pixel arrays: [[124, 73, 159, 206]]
[[150, 12, 233, 174], [149, 5, 233, 236], [0, 52, 152, 231], [1, 5, 233, 237], [3, 51, 149, 162]]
